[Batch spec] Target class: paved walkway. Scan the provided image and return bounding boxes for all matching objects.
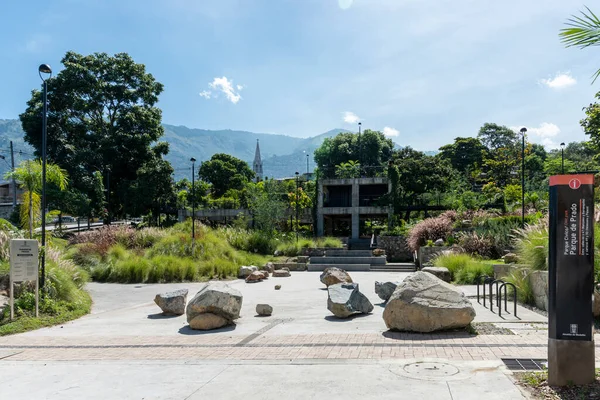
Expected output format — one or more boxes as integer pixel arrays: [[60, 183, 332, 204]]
[[0, 271, 559, 398]]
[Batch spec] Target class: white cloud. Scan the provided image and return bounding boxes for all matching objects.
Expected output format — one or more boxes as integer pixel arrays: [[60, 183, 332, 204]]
[[540, 73, 577, 89], [383, 126, 399, 137], [338, 0, 353, 10], [209, 76, 243, 104], [199, 76, 244, 103], [511, 123, 560, 138], [342, 111, 361, 124]]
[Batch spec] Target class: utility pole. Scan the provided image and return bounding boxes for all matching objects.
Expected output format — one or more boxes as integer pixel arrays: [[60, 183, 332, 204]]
[[10, 141, 16, 208]]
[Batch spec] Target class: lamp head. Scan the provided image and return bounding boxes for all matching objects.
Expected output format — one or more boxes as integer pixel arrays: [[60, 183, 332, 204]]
[[295, 171, 299, 176], [190, 157, 196, 163], [519, 127, 527, 134], [560, 142, 565, 148], [38, 64, 52, 81]]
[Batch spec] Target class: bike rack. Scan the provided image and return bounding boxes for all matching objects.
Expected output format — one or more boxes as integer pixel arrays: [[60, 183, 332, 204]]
[[482, 276, 495, 308], [476, 275, 488, 303], [498, 282, 518, 319]]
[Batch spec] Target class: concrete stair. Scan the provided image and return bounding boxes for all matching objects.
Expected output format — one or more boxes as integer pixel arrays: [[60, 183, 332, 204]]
[[307, 264, 371, 272], [310, 256, 386, 265], [324, 250, 372, 257], [369, 263, 416, 272], [348, 238, 372, 250]]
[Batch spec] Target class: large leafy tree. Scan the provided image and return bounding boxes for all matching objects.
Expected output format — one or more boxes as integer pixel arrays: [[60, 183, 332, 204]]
[[438, 137, 486, 174], [198, 153, 255, 198], [560, 6, 600, 83], [313, 129, 393, 177], [477, 123, 520, 188], [19, 51, 170, 219]]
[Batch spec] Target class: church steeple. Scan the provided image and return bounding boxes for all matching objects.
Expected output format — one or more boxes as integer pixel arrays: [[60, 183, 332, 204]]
[[253, 139, 263, 182]]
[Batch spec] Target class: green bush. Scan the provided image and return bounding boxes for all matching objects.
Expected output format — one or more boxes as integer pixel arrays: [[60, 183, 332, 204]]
[[503, 268, 535, 305], [513, 221, 548, 270], [245, 231, 278, 254], [316, 237, 343, 248], [433, 253, 493, 284]]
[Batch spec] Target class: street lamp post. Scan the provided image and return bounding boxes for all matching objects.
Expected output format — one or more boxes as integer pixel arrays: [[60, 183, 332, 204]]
[[306, 153, 309, 177], [560, 142, 566, 174], [295, 171, 299, 243], [520, 127, 527, 228], [190, 158, 196, 248], [39, 63, 52, 291], [358, 122, 362, 175]]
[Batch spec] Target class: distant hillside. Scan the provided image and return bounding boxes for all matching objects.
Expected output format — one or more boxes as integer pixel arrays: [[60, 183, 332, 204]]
[[0, 120, 351, 179]]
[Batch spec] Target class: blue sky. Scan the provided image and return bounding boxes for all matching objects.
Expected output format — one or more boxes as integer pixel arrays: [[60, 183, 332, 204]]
[[1, 0, 598, 151]]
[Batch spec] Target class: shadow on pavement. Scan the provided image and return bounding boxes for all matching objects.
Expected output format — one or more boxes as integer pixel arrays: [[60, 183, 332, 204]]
[[381, 330, 475, 341], [147, 313, 181, 320], [178, 324, 237, 335], [324, 313, 372, 322]]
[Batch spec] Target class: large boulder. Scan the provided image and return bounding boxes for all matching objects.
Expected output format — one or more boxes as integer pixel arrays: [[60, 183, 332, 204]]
[[239, 265, 258, 278], [375, 281, 398, 302], [383, 272, 475, 333], [327, 283, 373, 318], [320, 267, 353, 287], [154, 289, 188, 315], [421, 266, 451, 283], [186, 282, 243, 330]]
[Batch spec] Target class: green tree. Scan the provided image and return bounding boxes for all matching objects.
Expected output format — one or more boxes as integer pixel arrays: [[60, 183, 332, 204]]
[[19, 51, 169, 219], [247, 180, 287, 232], [314, 130, 393, 177], [560, 6, 600, 83], [6, 160, 68, 237], [438, 137, 486, 174], [198, 153, 255, 198], [335, 161, 361, 178], [477, 123, 520, 188], [477, 123, 518, 151]]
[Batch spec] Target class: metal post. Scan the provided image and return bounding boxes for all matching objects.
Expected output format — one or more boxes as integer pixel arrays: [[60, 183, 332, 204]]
[[191, 158, 196, 249], [358, 122, 362, 175], [106, 170, 110, 225], [560, 142, 565, 174], [520, 127, 527, 228], [40, 78, 48, 291], [10, 141, 16, 208], [306, 154, 309, 177], [295, 172, 299, 243]]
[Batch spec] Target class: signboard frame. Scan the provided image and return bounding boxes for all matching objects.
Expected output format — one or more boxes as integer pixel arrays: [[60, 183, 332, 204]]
[[9, 239, 39, 319]]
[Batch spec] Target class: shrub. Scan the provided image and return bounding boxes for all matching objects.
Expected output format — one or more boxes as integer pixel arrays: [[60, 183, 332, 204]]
[[407, 215, 453, 251], [69, 225, 135, 255], [316, 237, 343, 248], [513, 221, 548, 270], [133, 227, 167, 248], [503, 268, 535, 305], [456, 232, 499, 259], [245, 231, 278, 254], [433, 253, 493, 284]]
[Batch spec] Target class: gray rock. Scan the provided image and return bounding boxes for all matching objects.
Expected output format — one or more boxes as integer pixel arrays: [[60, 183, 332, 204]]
[[383, 272, 475, 332], [421, 266, 451, 283], [503, 253, 519, 264], [186, 282, 243, 330], [434, 239, 445, 246], [238, 265, 258, 278], [273, 269, 291, 277], [320, 267, 353, 287], [256, 304, 273, 316], [262, 262, 275, 273], [327, 283, 373, 318], [154, 289, 188, 315], [274, 285, 281, 290], [528, 270, 548, 311], [374, 281, 398, 301]]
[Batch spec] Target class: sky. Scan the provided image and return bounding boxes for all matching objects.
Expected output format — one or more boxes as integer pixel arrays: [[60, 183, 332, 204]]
[[1, 0, 599, 151]]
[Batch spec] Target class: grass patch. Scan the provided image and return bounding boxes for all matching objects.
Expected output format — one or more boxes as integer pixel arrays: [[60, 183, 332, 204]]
[[433, 253, 493, 284], [503, 267, 535, 306], [515, 369, 600, 399]]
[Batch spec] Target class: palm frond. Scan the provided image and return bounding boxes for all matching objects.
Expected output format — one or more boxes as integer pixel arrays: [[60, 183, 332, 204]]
[[560, 6, 600, 48]]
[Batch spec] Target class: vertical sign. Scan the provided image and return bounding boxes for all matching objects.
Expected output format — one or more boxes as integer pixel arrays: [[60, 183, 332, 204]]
[[9, 239, 39, 319], [548, 175, 594, 341]]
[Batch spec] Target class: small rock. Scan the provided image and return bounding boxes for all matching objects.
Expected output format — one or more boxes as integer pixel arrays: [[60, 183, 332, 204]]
[[154, 289, 188, 315], [256, 304, 273, 316], [261, 270, 270, 278], [273, 269, 291, 277], [327, 283, 373, 318], [262, 262, 275, 273], [320, 267, 353, 287], [372, 248, 386, 257], [246, 271, 266, 283], [374, 281, 398, 302], [434, 239, 445, 246], [504, 253, 519, 264], [238, 265, 258, 278], [421, 266, 451, 283], [274, 250, 282, 256], [274, 285, 282, 290]]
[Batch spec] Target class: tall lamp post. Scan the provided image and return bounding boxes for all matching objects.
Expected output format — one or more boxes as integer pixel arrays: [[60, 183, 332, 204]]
[[306, 153, 309, 177], [295, 171, 299, 243], [39, 63, 52, 290], [190, 158, 196, 248], [358, 122, 362, 175], [520, 127, 527, 228], [560, 142, 565, 174]]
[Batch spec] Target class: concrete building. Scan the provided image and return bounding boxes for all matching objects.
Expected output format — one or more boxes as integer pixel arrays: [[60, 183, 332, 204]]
[[317, 177, 390, 239], [252, 139, 263, 182]]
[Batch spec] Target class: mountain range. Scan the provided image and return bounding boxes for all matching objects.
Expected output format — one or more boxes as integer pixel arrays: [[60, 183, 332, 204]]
[[0, 119, 350, 180], [0, 119, 439, 180]]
